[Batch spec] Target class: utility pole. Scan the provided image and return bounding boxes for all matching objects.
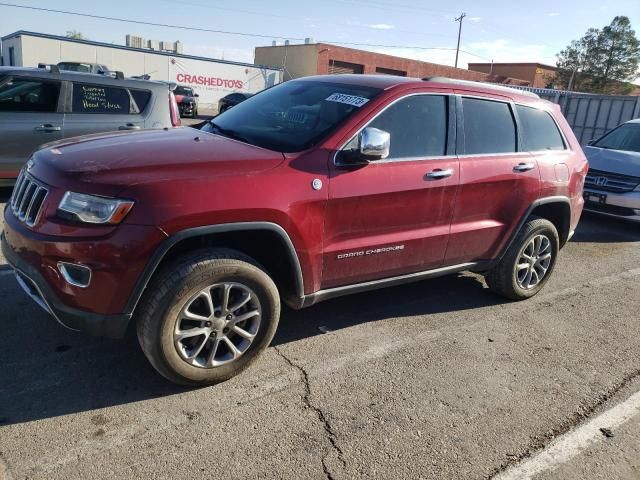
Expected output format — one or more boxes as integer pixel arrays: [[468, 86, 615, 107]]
[[454, 12, 466, 69]]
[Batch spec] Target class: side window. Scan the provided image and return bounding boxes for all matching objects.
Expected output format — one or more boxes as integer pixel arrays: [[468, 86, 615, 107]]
[[72, 83, 130, 114], [0, 77, 60, 112], [130, 89, 152, 113], [516, 105, 565, 151], [365, 95, 448, 159], [462, 97, 516, 154]]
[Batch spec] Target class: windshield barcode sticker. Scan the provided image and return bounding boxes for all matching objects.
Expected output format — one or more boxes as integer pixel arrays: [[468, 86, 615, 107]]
[[325, 93, 370, 107]]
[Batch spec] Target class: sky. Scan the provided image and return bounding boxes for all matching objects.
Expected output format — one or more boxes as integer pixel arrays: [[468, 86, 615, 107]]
[[0, 0, 638, 74]]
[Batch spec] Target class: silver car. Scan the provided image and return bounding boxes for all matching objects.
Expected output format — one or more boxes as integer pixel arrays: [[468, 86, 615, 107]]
[[0, 66, 179, 186], [583, 119, 640, 223]]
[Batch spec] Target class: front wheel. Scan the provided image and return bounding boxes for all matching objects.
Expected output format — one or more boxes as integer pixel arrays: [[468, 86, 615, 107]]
[[485, 217, 559, 300], [136, 249, 280, 386]]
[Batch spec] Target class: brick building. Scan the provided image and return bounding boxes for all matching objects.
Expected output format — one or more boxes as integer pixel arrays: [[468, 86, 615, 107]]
[[255, 42, 530, 85], [468, 62, 557, 88]]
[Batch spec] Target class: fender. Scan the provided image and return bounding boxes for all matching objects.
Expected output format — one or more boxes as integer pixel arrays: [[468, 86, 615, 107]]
[[123, 222, 305, 316], [495, 195, 572, 263]]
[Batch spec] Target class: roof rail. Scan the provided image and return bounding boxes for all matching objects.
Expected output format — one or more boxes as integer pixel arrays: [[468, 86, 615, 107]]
[[422, 76, 539, 99]]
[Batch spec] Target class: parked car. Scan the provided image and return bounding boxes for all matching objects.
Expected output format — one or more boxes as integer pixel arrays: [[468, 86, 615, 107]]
[[174, 85, 199, 118], [583, 119, 640, 222], [217, 92, 252, 114], [0, 66, 181, 186], [2, 75, 587, 386], [56, 62, 111, 75]]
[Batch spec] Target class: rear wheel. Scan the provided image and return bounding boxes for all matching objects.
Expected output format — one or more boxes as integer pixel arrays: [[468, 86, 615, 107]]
[[136, 249, 280, 386], [485, 217, 559, 300]]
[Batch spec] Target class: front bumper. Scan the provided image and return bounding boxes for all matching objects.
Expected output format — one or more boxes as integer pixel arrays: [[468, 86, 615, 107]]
[[583, 188, 640, 223], [2, 231, 131, 338]]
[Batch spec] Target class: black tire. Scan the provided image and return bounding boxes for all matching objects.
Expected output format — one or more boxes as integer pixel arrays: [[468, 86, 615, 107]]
[[136, 248, 280, 386], [485, 217, 559, 301]]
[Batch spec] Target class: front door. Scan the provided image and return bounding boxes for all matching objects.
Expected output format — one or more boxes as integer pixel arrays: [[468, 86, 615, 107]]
[[0, 75, 64, 180], [322, 93, 459, 289]]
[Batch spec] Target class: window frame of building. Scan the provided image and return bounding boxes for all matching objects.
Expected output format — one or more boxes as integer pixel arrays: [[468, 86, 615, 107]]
[[375, 67, 407, 77], [458, 96, 518, 155], [328, 60, 364, 75], [337, 92, 457, 164]]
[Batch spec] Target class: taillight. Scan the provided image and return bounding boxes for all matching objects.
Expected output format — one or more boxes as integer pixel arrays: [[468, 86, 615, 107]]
[[169, 91, 181, 127]]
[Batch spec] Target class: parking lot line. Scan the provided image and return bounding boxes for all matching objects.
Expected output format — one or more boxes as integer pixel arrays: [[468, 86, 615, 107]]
[[495, 388, 640, 480]]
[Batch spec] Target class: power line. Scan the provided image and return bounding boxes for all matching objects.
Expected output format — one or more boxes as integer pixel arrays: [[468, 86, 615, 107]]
[[0, 2, 492, 61], [0, 2, 307, 41]]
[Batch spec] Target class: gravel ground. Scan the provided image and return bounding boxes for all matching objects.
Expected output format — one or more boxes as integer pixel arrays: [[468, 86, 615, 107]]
[[0, 201, 639, 479]]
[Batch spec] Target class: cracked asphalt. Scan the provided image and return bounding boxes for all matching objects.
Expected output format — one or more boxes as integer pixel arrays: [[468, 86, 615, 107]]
[[1, 188, 640, 480]]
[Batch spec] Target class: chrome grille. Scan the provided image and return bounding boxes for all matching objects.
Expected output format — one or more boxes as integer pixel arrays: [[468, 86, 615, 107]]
[[585, 169, 640, 193], [10, 170, 49, 227]]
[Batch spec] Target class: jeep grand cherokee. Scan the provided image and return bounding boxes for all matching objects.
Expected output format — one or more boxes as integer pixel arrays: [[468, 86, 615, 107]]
[[2, 75, 588, 386]]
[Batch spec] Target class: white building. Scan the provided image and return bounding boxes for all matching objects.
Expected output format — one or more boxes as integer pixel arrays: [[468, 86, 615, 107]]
[[1, 30, 282, 108]]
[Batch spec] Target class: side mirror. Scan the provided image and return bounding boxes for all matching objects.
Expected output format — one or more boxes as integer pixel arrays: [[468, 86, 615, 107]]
[[587, 139, 595, 146], [360, 127, 390, 161], [194, 93, 200, 97]]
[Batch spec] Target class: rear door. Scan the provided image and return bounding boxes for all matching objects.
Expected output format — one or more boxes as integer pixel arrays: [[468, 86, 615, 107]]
[[322, 92, 459, 289], [0, 75, 64, 180], [445, 94, 540, 265], [62, 82, 145, 139]]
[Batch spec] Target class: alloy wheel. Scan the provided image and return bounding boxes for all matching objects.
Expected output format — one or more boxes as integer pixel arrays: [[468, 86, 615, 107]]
[[173, 282, 262, 368], [515, 234, 553, 290]]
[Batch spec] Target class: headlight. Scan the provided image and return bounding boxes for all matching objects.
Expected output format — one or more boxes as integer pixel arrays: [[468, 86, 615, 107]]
[[58, 192, 134, 224]]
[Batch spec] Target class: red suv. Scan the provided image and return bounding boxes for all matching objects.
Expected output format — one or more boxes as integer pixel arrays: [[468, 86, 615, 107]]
[[1, 75, 587, 385]]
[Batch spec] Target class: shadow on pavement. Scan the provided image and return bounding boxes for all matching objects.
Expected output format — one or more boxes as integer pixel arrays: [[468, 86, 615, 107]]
[[0, 270, 503, 426], [571, 213, 640, 243]]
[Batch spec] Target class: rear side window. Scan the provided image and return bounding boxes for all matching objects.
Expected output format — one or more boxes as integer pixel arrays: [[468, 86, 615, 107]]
[[72, 83, 130, 114], [516, 105, 565, 151], [0, 77, 60, 112], [462, 98, 516, 154], [366, 95, 448, 158], [130, 89, 152, 113]]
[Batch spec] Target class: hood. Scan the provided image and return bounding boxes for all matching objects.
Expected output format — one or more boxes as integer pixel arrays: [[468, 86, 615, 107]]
[[583, 145, 640, 176], [29, 127, 285, 195]]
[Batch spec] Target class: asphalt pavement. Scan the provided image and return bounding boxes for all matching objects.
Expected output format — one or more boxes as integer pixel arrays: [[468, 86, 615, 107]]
[[0, 193, 639, 480]]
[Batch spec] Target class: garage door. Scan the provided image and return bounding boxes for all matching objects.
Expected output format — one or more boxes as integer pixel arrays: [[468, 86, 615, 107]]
[[328, 61, 364, 75]]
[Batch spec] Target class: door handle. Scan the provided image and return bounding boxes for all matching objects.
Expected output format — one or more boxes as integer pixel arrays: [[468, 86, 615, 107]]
[[118, 124, 141, 130], [34, 124, 62, 133], [426, 168, 454, 179], [513, 162, 535, 172]]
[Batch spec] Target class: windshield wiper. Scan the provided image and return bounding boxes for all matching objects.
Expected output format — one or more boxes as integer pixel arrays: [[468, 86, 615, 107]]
[[208, 121, 250, 144]]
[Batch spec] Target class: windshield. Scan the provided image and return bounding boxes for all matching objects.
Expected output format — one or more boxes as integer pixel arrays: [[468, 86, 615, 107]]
[[174, 86, 194, 96], [201, 80, 381, 152], [594, 123, 640, 153]]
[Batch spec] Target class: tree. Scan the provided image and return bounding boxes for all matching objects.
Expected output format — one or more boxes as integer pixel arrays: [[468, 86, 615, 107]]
[[555, 16, 639, 94], [65, 30, 86, 40]]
